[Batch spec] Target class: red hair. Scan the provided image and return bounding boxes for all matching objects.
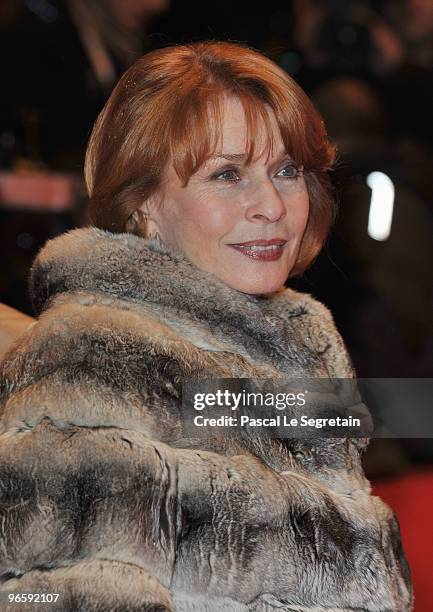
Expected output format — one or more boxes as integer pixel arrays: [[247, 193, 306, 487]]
[[85, 40, 336, 275]]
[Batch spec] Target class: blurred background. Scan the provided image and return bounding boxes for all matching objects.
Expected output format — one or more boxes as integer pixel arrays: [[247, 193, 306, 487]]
[[0, 0, 432, 608]]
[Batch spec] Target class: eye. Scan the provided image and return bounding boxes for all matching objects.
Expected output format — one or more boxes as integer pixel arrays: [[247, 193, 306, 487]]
[[277, 164, 303, 179], [211, 168, 241, 183]]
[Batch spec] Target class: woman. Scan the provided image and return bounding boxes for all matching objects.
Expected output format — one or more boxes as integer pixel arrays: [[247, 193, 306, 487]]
[[0, 41, 412, 611]]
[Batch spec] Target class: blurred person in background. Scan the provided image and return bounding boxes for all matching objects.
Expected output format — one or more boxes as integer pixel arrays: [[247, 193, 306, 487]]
[[272, 0, 403, 92], [306, 77, 433, 379], [271, 0, 432, 168], [382, 0, 433, 154], [0, 0, 169, 315], [386, 0, 433, 70], [0, 0, 169, 171]]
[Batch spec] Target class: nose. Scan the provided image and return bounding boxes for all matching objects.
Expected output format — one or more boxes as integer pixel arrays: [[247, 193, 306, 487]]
[[245, 179, 286, 224]]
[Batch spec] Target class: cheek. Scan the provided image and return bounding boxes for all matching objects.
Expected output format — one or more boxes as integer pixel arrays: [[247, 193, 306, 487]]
[[299, 193, 310, 230], [188, 199, 236, 238], [283, 187, 310, 236]]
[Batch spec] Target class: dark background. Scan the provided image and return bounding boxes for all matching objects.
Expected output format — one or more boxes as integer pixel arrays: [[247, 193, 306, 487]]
[[1, 1, 432, 606]]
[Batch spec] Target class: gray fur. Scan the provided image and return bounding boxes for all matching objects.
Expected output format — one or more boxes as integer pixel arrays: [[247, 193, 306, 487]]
[[0, 227, 412, 611]]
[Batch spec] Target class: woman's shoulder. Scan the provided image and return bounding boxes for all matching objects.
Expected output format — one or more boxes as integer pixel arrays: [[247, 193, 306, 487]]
[[28, 226, 157, 316], [266, 286, 356, 378], [262, 285, 341, 341], [0, 291, 204, 434], [266, 285, 337, 320]]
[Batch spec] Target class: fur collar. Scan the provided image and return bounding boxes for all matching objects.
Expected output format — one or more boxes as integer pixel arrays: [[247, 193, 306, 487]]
[[30, 226, 306, 315], [29, 226, 350, 377]]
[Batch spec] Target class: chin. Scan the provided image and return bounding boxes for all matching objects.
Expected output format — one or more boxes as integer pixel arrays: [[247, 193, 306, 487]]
[[216, 251, 296, 296], [225, 273, 289, 296]]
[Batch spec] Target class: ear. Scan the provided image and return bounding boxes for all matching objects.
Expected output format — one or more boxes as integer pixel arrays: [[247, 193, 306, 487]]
[[137, 193, 163, 238], [126, 208, 148, 235]]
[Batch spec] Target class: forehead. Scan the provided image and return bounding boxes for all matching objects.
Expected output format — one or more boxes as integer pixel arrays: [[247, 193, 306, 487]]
[[167, 91, 293, 187], [213, 95, 283, 159]]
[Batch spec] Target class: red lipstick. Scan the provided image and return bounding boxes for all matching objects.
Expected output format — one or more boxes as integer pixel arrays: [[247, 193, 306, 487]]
[[228, 239, 287, 261]]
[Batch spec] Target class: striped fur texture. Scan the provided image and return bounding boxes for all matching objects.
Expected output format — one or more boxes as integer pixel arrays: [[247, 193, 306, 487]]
[[0, 227, 412, 611]]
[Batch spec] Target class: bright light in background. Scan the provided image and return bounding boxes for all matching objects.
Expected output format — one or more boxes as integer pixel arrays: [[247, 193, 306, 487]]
[[366, 171, 395, 241]]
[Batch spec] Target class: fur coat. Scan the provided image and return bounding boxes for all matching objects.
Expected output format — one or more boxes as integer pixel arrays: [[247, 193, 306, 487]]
[[0, 227, 412, 611]]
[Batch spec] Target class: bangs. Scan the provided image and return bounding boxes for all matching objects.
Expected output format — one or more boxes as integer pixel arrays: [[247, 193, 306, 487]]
[[166, 82, 325, 187]]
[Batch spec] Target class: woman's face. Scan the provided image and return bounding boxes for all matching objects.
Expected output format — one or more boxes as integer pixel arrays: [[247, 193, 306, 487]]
[[143, 96, 310, 295]]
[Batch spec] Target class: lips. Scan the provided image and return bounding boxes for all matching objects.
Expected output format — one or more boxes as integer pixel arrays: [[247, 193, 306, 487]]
[[228, 239, 287, 261]]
